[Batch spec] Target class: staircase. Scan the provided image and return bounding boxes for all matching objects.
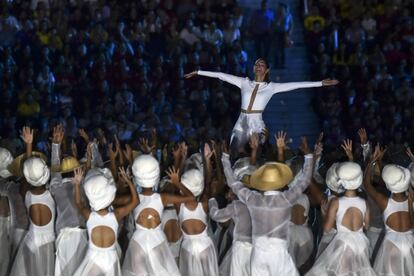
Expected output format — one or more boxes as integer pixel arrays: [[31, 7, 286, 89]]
[[239, 0, 320, 147]]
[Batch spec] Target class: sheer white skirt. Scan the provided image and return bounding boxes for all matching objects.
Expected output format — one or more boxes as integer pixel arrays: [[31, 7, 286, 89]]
[[122, 224, 180, 276], [0, 217, 11, 276], [179, 229, 219, 276], [307, 231, 376, 276], [315, 229, 336, 258], [74, 246, 121, 276], [55, 227, 88, 276], [288, 223, 314, 267], [373, 230, 414, 276]]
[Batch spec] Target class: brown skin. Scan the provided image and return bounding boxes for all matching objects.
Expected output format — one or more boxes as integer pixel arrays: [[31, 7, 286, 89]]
[[364, 145, 412, 232]]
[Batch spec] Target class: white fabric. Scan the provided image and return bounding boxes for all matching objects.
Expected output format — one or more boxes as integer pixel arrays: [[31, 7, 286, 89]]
[[232, 157, 257, 181], [367, 226, 383, 258], [54, 227, 88, 276], [181, 169, 204, 197], [229, 241, 253, 276], [336, 197, 366, 232], [122, 224, 181, 276], [23, 157, 50, 187], [0, 216, 11, 276], [184, 153, 204, 173], [251, 237, 299, 276], [84, 168, 116, 211], [133, 193, 164, 225], [326, 163, 345, 193], [382, 164, 410, 193], [230, 113, 266, 147], [288, 222, 314, 267], [315, 229, 337, 258], [179, 202, 208, 225], [409, 162, 414, 187], [0, 147, 13, 178], [383, 198, 409, 231], [337, 162, 363, 190], [161, 208, 183, 260], [132, 154, 160, 188]]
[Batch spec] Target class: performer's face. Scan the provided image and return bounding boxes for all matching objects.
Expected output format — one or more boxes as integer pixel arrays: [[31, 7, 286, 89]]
[[254, 59, 269, 77]]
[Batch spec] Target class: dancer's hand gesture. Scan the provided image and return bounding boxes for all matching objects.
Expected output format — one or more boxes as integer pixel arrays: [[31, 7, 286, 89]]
[[275, 131, 287, 149], [249, 134, 260, 150], [322, 79, 339, 86], [73, 167, 84, 186], [406, 147, 414, 162], [166, 166, 180, 186], [341, 139, 353, 161], [358, 128, 368, 145], [184, 71, 198, 79], [299, 136, 310, 155], [52, 124, 65, 144], [20, 126, 34, 144]]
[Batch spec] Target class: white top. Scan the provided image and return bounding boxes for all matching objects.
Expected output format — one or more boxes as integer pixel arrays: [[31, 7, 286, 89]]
[[336, 196, 366, 233], [161, 207, 179, 230], [133, 193, 164, 227], [0, 179, 28, 230], [179, 202, 207, 226], [87, 211, 118, 250], [209, 199, 252, 243], [222, 153, 313, 242], [25, 190, 55, 234], [383, 198, 409, 232], [197, 70, 323, 112], [292, 193, 310, 225]]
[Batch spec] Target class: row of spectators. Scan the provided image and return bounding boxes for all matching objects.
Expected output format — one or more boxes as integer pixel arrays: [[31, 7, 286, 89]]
[[305, 0, 414, 158]]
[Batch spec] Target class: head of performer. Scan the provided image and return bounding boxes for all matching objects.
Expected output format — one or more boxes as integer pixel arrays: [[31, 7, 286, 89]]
[[336, 162, 363, 193], [0, 147, 13, 179], [254, 58, 270, 83], [248, 162, 293, 192], [84, 168, 117, 211], [382, 164, 410, 196], [23, 157, 50, 189], [131, 154, 160, 191]]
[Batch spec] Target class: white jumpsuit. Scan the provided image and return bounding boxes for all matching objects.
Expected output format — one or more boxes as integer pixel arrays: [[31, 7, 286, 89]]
[[222, 153, 314, 276]]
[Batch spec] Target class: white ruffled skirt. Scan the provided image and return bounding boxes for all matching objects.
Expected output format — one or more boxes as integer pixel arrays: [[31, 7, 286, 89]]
[[306, 231, 376, 276], [251, 236, 298, 276], [169, 236, 182, 264], [231, 113, 266, 147], [288, 223, 314, 267], [55, 227, 88, 276], [373, 230, 414, 276], [122, 224, 180, 276], [10, 230, 56, 276], [367, 226, 383, 258], [0, 216, 11, 276], [315, 229, 336, 259], [74, 245, 121, 276], [179, 229, 219, 276]]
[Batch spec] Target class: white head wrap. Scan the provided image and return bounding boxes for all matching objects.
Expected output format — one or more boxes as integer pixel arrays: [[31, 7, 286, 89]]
[[325, 163, 344, 193], [183, 153, 204, 173], [131, 154, 160, 188], [23, 157, 50, 187], [408, 162, 414, 188], [232, 157, 257, 181], [382, 164, 410, 193], [0, 148, 13, 178], [84, 168, 116, 211], [337, 162, 363, 190], [181, 169, 204, 197]]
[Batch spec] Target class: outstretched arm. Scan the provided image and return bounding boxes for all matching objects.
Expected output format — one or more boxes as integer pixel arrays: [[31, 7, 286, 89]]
[[73, 167, 91, 220], [209, 198, 234, 223], [115, 167, 139, 222], [185, 70, 244, 88], [270, 79, 338, 95]]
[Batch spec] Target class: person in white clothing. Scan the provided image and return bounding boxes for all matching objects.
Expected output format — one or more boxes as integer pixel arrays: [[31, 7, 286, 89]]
[[221, 137, 315, 276], [184, 58, 339, 156]]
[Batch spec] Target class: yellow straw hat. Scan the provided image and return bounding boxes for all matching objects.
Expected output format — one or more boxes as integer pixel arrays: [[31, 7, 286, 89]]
[[249, 162, 293, 191], [51, 156, 81, 173], [8, 151, 47, 178]]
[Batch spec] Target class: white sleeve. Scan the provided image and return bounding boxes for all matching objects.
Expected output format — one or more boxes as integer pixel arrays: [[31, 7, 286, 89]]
[[270, 81, 323, 95], [197, 70, 243, 88], [209, 198, 234, 223]]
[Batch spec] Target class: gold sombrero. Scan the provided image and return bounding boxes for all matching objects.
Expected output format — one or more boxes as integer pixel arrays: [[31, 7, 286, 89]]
[[51, 156, 81, 173], [248, 162, 293, 191], [7, 151, 47, 178]]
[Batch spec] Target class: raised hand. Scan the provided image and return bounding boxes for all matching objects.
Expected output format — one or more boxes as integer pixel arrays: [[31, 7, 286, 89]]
[[249, 133, 260, 150], [20, 126, 34, 144], [179, 141, 188, 160], [221, 141, 229, 155], [108, 142, 119, 160], [52, 124, 65, 144], [316, 132, 324, 144], [73, 167, 84, 185], [322, 79, 339, 86], [166, 166, 180, 185], [71, 139, 78, 158], [86, 142, 94, 159], [139, 138, 155, 154], [314, 142, 323, 159], [118, 167, 133, 184], [406, 147, 414, 162], [123, 144, 133, 163], [358, 128, 368, 145], [261, 128, 269, 143], [204, 142, 214, 160], [184, 71, 198, 79], [370, 143, 386, 163], [341, 139, 353, 161], [275, 131, 287, 149], [299, 136, 310, 155], [172, 144, 182, 162], [79, 128, 90, 143]]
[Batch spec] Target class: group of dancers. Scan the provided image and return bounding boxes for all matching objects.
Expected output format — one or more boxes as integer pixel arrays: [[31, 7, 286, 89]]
[[0, 60, 413, 276]]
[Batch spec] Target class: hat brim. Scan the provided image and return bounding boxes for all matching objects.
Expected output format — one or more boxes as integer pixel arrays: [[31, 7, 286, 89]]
[[249, 162, 293, 191], [7, 152, 47, 178]]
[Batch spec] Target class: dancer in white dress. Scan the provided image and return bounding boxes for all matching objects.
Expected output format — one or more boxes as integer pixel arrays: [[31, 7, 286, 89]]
[[222, 137, 314, 276], [10, 156, 56, 276], [364, 146, 414, 276], [184, 59, 338, 154], [74, 167, 138, 276], [306, 162, 376, 276], [122, 155, 193, 276]]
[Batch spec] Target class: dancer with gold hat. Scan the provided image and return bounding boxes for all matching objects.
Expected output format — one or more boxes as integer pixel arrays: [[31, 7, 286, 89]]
[[365, 145, 414, 276], [221, 137, 314, 276], [306, 161, 376, 276], [185, 58, 339, 156], [122, 154, 195, 276], [10, 126, 56, 276]]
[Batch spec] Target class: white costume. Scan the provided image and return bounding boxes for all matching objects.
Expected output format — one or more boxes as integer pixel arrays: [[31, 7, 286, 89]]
[[10, 190, 56, 276], [179, 202, 219, 276], [122, 193, 180, 276], [288, 193, 314, 267], [209, 198, 252, 276], [222, 153, 314, 276], [197, 70, 323, 148], [50, 143, 88, 276], [161, 206, 183, 263], [74, 212, 121, 276]]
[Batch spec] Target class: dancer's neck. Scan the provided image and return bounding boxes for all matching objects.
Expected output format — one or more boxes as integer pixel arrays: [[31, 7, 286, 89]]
[[255, 75, 266, 82]]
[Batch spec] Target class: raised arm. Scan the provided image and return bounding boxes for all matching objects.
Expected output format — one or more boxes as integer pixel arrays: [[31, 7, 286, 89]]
[[161, 166, 195, 205], [270, 79, 338, 95], [73, 167, 91, 220], [275, 131, 287, 162], [115, 167, 139, 222], [185, 70, 244, 88], [209, 198, 234, 223]]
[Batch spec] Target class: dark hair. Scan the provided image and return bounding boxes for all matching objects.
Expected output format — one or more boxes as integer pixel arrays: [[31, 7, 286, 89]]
[[254, 58, 270, 82]]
